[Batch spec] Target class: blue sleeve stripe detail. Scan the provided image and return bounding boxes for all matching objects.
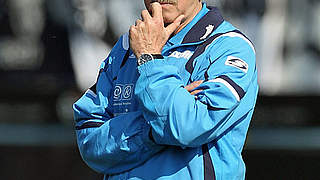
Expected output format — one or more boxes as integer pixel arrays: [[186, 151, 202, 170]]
[[75, 121, 104, 130], [219, 75, 245, 99], [185, 32, 225, 74], [208, 75, 245, 101], [185, 30, 247, 76]]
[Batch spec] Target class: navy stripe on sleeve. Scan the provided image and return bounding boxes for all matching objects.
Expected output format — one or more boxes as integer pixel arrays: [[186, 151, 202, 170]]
[[208, 75, 245, 101], [219, 75, 245, 100]]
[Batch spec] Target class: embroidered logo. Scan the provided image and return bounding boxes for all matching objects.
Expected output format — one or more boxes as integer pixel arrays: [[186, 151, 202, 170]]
[[225, 56, 249, 73], [122, 85, 133, 99], [200, 24, 214, 40], [113, 85, 122, 101], [169, 50, 193, 59], [113, 84, 134, 101]]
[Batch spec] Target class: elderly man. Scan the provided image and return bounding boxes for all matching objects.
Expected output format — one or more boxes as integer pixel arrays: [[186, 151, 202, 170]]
[[73, 0, 258, 179]]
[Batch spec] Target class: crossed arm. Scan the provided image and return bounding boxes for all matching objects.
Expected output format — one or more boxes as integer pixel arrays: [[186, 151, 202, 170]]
[[73, 64, 203, 174]]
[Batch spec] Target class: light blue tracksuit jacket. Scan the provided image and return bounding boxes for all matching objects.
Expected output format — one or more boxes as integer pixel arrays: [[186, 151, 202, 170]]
[[73, 3, 258, 180]]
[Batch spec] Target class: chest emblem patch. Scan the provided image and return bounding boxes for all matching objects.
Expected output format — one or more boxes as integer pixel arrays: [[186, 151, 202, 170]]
[[113, 84, 134, 101]]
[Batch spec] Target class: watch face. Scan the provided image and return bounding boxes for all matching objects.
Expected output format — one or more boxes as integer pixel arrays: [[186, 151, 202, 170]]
[[142, 54, 153, 61], [138, 54, 153, 66]]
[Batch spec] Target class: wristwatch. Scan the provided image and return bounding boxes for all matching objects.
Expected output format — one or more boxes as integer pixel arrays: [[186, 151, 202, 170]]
[[137, 53, 164, 66]]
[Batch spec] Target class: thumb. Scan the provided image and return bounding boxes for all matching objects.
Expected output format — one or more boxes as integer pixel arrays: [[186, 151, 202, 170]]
[[165, 15, 184, 36]]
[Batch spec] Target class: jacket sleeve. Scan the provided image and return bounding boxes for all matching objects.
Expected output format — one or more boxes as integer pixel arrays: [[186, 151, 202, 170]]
[[73, 36, 164, 175], [135, 35, 258, 147]]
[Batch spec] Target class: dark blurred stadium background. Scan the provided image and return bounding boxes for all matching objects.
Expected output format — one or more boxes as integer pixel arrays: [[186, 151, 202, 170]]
[[0, 0, 320, 179]]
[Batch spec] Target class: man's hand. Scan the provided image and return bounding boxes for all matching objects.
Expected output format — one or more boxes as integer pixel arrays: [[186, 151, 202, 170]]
[[185, 80, 204, 96], [129, 2, 184, 59]]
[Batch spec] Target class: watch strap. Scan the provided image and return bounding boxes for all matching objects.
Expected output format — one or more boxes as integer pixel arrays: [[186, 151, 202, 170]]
[[138, 53, 164, 66], [150, 54, 164, 59]]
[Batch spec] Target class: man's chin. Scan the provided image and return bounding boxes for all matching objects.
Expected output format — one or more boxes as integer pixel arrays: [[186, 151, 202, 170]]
[[162, 15, 176, 26]]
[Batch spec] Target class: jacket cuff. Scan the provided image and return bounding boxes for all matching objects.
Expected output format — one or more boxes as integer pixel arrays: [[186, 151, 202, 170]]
[[137, 58, 168, 75]]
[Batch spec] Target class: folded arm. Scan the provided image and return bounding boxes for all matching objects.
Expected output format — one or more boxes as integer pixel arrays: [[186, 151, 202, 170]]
[[135, 35, 258, 147]]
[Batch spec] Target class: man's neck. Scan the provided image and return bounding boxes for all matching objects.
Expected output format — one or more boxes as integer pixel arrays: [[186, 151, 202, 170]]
[[173, 2, 202, 35]]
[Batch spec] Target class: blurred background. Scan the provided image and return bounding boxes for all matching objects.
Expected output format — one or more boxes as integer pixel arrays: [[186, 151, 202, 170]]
[[0, 0, 319, 179]]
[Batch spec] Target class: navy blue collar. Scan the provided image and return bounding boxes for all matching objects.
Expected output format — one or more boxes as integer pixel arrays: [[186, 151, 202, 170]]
[[181, 6, 224, 44], [164, 3, 224, 52]]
